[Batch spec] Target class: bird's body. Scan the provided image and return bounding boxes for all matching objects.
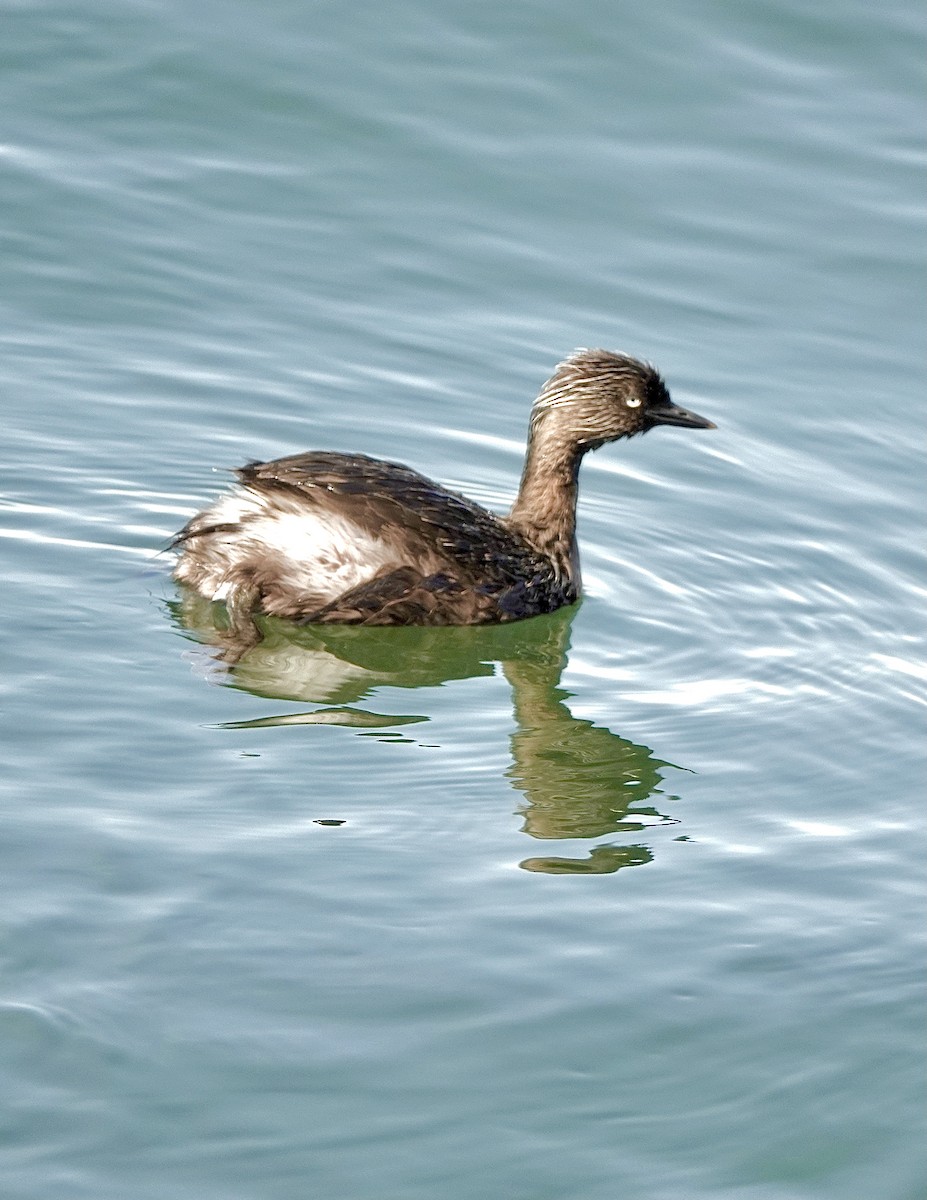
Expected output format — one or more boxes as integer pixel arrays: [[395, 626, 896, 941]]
[[173, 350, 714, 626], [173, 451, 574, 624]]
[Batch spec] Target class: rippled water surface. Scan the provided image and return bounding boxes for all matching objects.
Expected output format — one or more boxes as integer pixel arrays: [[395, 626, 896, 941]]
[[2, 2, 925, 1198]]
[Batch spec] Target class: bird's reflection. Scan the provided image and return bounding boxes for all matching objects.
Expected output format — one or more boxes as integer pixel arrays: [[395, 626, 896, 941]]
[[170, 589, 684, 874]]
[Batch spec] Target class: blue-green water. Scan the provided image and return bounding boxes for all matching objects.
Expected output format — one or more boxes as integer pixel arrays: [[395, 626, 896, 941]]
[[2, 2, 924, 1197]]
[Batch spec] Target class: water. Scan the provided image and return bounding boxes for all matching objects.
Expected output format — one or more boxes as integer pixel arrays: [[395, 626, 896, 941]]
[[2, 2, 924, 1197]]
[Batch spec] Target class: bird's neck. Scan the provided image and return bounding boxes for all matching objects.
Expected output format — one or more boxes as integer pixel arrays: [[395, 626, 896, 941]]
[[506, 424, 583, 584]]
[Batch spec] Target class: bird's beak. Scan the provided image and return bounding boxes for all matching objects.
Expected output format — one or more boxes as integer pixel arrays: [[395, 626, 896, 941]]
[[647, 401, 716, 430]]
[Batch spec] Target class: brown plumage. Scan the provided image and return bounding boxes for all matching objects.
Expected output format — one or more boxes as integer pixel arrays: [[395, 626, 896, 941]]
[[172, 349, 715, 626]]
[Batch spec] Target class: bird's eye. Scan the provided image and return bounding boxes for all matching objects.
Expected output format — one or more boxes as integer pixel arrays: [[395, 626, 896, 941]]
[[626, 396, 642, 408]]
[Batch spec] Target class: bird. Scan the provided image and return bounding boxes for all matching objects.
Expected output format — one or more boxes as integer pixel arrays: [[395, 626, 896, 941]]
[[172, 348, 715, 626]]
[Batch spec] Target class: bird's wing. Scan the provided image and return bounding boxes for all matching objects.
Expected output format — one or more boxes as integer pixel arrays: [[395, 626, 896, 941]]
[[235, 451, 528, 575], [298, 566, 479, 625]]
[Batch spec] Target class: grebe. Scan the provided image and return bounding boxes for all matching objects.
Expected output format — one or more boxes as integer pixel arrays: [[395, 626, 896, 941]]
[[172, 349, 715, 626]]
